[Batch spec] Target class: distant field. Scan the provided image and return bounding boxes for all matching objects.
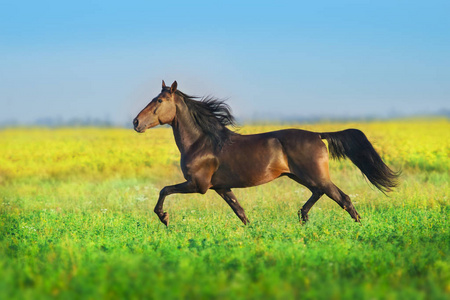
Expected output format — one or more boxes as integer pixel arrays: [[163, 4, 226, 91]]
[[1, 118, 449, 299]]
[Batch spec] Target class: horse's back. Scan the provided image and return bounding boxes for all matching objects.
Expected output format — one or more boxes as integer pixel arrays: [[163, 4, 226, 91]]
[[270, 129, 327, 158], [244, 129, 326, 160]]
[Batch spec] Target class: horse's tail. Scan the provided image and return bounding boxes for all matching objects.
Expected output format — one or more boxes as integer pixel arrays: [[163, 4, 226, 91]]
[[320, 129, 400, 193]]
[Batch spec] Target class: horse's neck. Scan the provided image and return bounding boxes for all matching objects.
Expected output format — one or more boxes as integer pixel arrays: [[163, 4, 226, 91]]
[[171, 102, 203, 154]]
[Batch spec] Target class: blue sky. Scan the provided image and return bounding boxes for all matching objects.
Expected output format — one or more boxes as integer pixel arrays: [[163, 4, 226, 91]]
[[1, 0, 449, 124]]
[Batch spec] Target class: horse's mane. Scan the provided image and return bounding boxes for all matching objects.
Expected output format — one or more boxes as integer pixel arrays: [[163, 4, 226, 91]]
[[175, 90, 236, 150]]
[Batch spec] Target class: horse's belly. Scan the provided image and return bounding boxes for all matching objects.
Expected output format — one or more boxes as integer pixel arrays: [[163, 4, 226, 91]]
[[211, 168, 280, 189], [211, 140, 289, 189]]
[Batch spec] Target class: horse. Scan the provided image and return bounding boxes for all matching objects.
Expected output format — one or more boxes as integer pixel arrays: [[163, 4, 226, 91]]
[[133, 80, 399, 226]]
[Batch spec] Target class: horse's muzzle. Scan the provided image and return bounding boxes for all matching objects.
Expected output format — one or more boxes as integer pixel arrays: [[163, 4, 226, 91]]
[[133, 118, 145, 133]]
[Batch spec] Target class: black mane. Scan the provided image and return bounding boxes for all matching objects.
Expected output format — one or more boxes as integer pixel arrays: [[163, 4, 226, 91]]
[[176, 90, 236, 150]]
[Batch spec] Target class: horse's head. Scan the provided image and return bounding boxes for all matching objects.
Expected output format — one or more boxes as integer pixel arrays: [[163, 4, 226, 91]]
[[133, 80, 178, 133]]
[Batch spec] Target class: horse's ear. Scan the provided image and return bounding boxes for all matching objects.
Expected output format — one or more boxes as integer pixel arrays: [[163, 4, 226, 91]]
[[162, 80, 166, 88], [171, 81, 178, 93]]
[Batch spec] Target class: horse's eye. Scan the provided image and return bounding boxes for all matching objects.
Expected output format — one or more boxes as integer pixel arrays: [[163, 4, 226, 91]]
[[158, 99, 162, 103]]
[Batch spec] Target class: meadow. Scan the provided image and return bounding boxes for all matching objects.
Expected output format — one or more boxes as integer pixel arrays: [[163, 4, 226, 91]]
[[1, 118, 449, 299]]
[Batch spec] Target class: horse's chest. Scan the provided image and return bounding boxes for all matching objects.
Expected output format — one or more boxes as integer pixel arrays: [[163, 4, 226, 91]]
[[179, 153, 219, 181], [179, 155, 190, 179]]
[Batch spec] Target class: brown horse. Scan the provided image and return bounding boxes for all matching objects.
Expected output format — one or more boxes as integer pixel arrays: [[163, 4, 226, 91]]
[[133, 81, 399, 226]]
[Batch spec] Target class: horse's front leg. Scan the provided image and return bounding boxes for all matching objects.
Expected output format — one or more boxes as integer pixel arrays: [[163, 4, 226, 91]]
[[215, 189, 249, 225], [154, 181, 199, 226]]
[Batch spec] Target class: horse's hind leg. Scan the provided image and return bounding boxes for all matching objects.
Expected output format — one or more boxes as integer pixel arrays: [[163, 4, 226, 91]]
[[215, 189, 249, 225], [284, 134, 360, 223], [298, 189, 324, 223], [323, 182, 361, 222], [287, 173, 360, 223], [285, 174, 324, 223]]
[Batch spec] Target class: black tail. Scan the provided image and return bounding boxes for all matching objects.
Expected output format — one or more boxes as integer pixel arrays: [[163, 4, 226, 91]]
[[320, 129, 400, 193]]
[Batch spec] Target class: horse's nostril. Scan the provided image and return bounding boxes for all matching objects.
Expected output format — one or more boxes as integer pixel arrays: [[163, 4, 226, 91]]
[[133, 118, 139, 127]]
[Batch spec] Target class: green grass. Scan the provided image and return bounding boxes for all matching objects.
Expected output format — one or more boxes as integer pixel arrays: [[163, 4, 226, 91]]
[[1, 170, 449, 299], [1, 122, 449, 299]]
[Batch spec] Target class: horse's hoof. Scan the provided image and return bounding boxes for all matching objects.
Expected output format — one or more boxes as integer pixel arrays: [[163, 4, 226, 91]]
[[299, 211, 309, 224], [158, 212, 169, 226]]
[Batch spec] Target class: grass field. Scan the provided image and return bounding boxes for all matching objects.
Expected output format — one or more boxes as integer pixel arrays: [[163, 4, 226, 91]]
[[1, 119, 449, 299]]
